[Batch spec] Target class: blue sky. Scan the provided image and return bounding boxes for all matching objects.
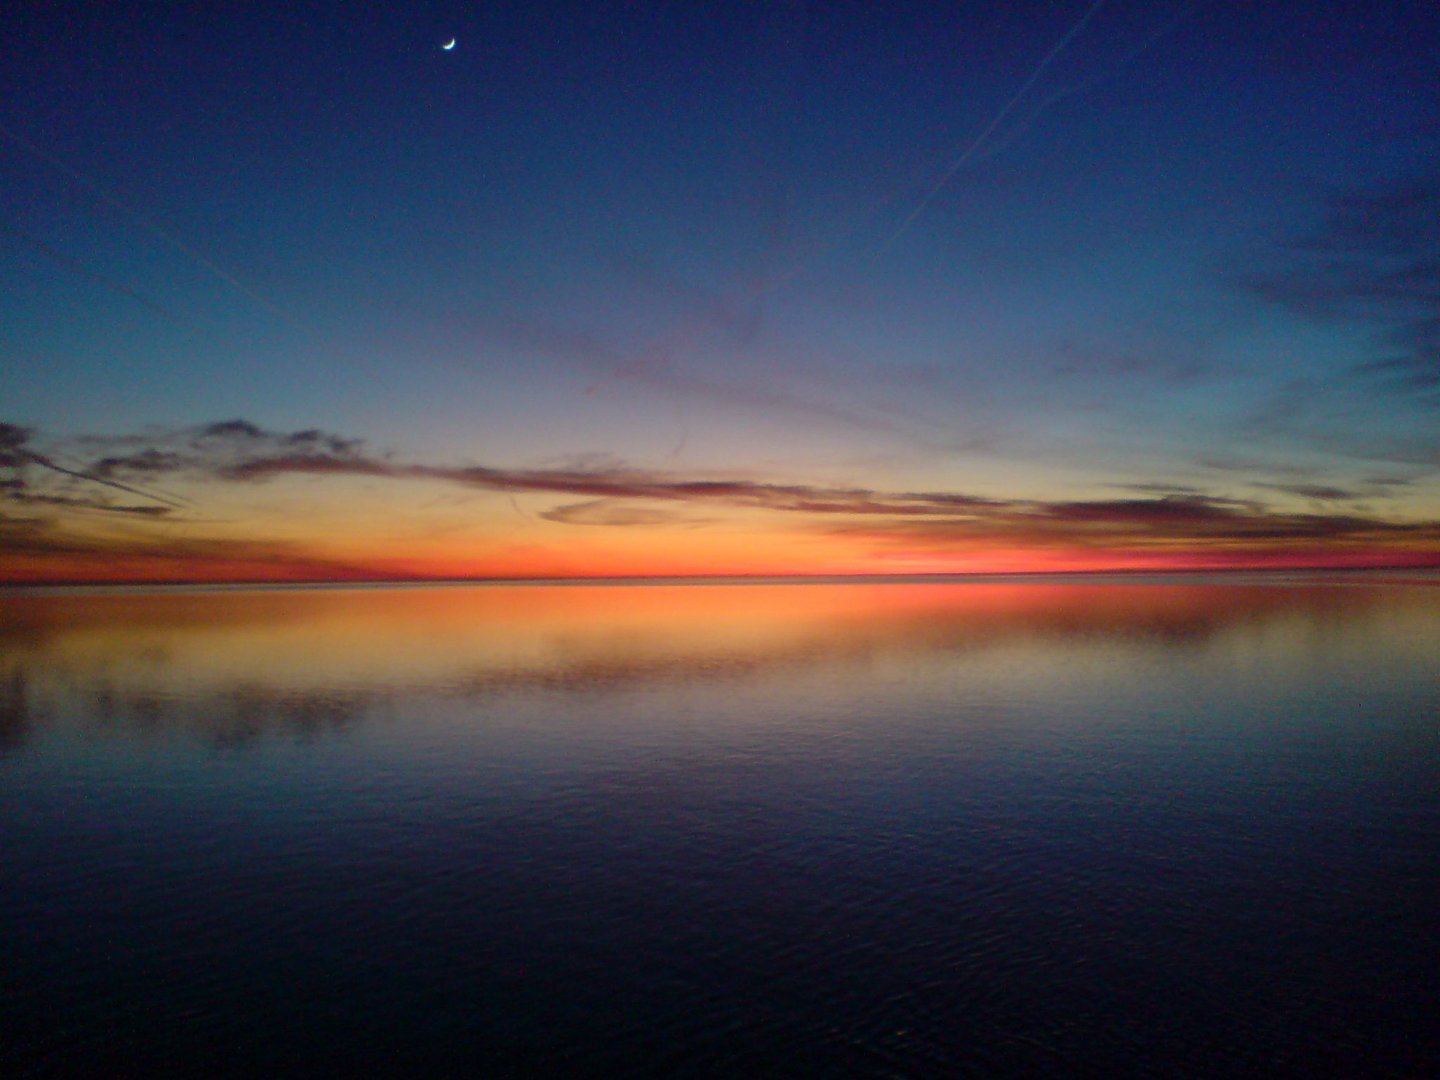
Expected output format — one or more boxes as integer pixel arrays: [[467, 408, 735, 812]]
[[3, 1, 1439, 579]]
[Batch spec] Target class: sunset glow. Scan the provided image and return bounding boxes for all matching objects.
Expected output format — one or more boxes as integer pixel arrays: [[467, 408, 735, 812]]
[[4, 3, 1438, 583]]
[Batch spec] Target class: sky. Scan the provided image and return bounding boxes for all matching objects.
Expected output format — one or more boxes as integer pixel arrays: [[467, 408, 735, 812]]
[[3, 0, 1439, 582]]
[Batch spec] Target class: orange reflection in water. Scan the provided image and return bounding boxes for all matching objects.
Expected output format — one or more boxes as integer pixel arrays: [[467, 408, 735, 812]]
[[6, 577, 1438, 703], [5, 575, 1439, 750]]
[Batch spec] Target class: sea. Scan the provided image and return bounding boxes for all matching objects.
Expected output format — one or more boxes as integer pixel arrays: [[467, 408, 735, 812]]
[[2, 574, 1437, 1077]]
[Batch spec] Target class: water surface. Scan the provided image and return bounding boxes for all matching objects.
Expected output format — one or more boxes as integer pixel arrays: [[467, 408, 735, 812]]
[[3, 577, 1437, 1076]]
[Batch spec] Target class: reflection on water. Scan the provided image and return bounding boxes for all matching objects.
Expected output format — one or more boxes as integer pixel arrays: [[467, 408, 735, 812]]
[[0, 670, 30, 752], [4, 577, 1438, 747], [2, 577, 1438, 1076]]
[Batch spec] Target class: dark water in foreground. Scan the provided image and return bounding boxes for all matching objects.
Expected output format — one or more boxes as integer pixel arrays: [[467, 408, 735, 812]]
[[2, 577, 1437, 1077]]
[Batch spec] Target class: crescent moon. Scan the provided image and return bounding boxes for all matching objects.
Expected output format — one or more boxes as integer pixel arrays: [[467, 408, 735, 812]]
[[442, 38, 456, 50]]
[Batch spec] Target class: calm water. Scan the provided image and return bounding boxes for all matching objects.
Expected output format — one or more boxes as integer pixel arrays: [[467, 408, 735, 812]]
[[2, 577, 1437, 1077]]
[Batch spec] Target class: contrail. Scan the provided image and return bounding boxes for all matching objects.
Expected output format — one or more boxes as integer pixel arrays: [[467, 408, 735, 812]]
[[0, 218, 188, 325], [968, 2, 1200, 166], [887, 0, 1109, 245], [19, 450, 191, 510], [0, 120, 399, 401], [0, 120, 298, 327], [581, 0, 1123, 433]]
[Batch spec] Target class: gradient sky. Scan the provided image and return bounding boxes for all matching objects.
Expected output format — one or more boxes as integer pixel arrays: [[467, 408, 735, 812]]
[[3, 0, 1439, 581]]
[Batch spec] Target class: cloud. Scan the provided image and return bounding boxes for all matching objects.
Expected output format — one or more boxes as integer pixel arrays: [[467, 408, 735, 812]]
[[1251, 482, 1361, 502], [1361, 317, 1440, 393], [1242, 173, 1440, 406], [479, 314, 962, 450], [88, 449, 188, 478], [818, 494, 1440, 559], [6, 418, 1439, 578], [0, 423, 32, 467], [5, 492, 173, 516], [63, 420, 1009, 516], [1040, 495, 1260, 525], [184, 420, 363, 455], [1115, 482, 1206, 495], [1052, 338, 1210, 387], [539, 500, 694, 527], [0, 523, 385, 582], [0, 423, 185, 518], [221, 453, 1008, 516], [809, 492, 1404, 552]]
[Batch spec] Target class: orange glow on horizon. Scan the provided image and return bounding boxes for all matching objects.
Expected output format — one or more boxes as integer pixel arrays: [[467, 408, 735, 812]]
[[5, 538, 1439, 586], [8, 439, 1439, 586]]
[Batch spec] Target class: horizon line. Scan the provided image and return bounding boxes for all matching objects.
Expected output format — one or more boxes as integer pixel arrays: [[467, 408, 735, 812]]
[[5, 564, 1440, 596]]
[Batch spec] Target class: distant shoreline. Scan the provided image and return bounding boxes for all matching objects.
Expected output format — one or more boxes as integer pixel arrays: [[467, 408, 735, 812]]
[[5, 566, 1440, 597]]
